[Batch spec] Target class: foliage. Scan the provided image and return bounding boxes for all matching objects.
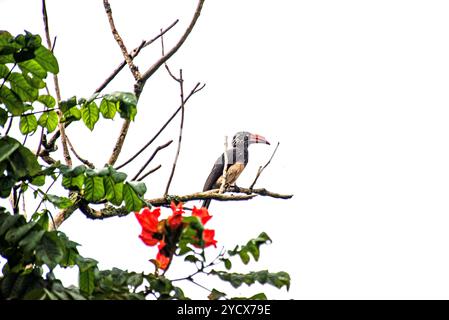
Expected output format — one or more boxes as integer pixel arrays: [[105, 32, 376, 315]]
[[0, 29, 291, 300]]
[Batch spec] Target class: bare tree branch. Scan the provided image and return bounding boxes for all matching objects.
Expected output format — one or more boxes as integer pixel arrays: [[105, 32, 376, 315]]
[[165, 70, 185, 196], [102, 0, 141, 80], [95, 20, 179, 94], [107, 0, 205, 167], [114, 82, 205, 170], [132, 140, 173, 181], [249, 142, 280, 189], [107, 119, 130, 166], [65, 135, 95, 169], [139, 0, 205, 85], [137, 164, 162, 182], [42, 0, 72, 166], [229, 186, 293, 200]]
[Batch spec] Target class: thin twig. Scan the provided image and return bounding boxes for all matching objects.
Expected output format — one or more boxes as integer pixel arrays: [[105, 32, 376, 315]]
[[8, 108, 57, 118], [3, 117, 13, 136], [65, 135, 95, 168], [160, 30, 178, 81], [0, 63, 16, 91], [107, 0, 204, 167], [102, 0, 141, 80], [34, 173, 60, 215], [165, 70, 185, 196], [95, 20, 178, 94], [249, 142, 280, 189], [42, 0, 72, 166], [219, 136, 228, 193], [114, 82, 205, 170], [139, 0, 205, 84], [137, 164, 162, 182], [131, 140, 173, 181]]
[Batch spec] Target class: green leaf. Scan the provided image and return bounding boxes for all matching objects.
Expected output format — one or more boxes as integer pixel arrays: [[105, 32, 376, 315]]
[[63, 106, 81, 122], [37, 95, 56, 108], [18, 59, 47, 79], [118, 101, 137, 121], [208, 288, 226, 300], [23, 73, 46, 89], [223, 258, 232, 270], [239, 249, 250, 265], [104, 92, 138, 121], [84, 176, 105, 202], [75, 256, 98, 272], [0, 214, 22, 237], [0, 107, 7, 127], [126, 273, 144, 288], [184, 254, 199, 263], [211, 270, 290, 290], [8, 72, 38, 101], [104, 176, 123, 206], [109, 168, 127, 183], [127, 181, 147, 196], [99, 99, 117, 119], [79, 268, 95, 297], [30, 174, 46, 186], [59, 96, 77, 113], [34, 46, 59, 74], [252, 293, 268, 300], [19, 114, 38, 134], [38, 110, 58, 133], [35, 232, 64, 269], [46, 194, 73, 209], [0, 175, 15, 198], [18, 229, 45, 253], [8, 144, 41, 178], [81, 101, 99, 131], [62, 174, 84, 191], [5, 221, 36, 243], [0, 64, 9, 78], [123, 183, 144, 212], [0, 136, 20, 162], [60, 164, 86, 177], [0, 85, 24, 115], [268, 271, 291, 290]]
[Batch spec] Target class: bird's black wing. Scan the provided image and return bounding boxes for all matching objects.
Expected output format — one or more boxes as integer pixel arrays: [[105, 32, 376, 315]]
[[202, 149, 237, 208], [203, 153, 225, 191]]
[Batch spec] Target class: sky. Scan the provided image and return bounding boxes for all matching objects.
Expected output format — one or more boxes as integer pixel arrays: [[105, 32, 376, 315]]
[[2, 0, 449, 299]]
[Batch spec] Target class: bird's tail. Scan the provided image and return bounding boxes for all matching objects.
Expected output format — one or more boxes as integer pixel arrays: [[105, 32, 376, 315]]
[[202, 198, 211, 209]]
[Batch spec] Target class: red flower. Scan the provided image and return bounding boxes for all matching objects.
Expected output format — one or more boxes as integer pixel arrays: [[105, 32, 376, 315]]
[[192, 206, 212, 225], [168, 201, 184, 229], [155, 241, 171, 270], [135, 207, 160, 233], [135, 207, 161, 246], [203, 229, 217, 248], [170, 201, 184, 215]]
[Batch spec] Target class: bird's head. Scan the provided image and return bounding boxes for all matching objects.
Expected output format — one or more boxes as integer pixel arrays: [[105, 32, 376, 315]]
[[232, 131, 270, 147]]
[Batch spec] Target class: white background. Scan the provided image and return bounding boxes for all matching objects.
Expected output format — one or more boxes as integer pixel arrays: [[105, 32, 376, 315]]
[[2, 0, 449, 299]]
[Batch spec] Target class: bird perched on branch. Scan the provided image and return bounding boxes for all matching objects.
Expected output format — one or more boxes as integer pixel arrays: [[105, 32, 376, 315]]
[[202, 131, 270, 208]]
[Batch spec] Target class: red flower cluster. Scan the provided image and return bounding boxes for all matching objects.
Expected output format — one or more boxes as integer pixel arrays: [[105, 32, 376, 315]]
[[134, 202, 216, 270]]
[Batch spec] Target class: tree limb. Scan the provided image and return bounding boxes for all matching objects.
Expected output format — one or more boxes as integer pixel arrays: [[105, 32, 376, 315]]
[[114, 82, 205, 170], [164, 70, 185, 196], [102, 0, 141, 80], [131, 140, 173, 181], [95, 19, 179, 94], [249, 142, 280, 189], [139, 0, 205, 84], [42, 0, 72, 166]]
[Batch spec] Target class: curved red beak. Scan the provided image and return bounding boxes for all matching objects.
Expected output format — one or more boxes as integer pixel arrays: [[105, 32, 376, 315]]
[[249, 134, 270, 145]]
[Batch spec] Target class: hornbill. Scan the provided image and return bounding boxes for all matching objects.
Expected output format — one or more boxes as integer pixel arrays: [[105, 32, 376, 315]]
[[202, 131, 270, 208]]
